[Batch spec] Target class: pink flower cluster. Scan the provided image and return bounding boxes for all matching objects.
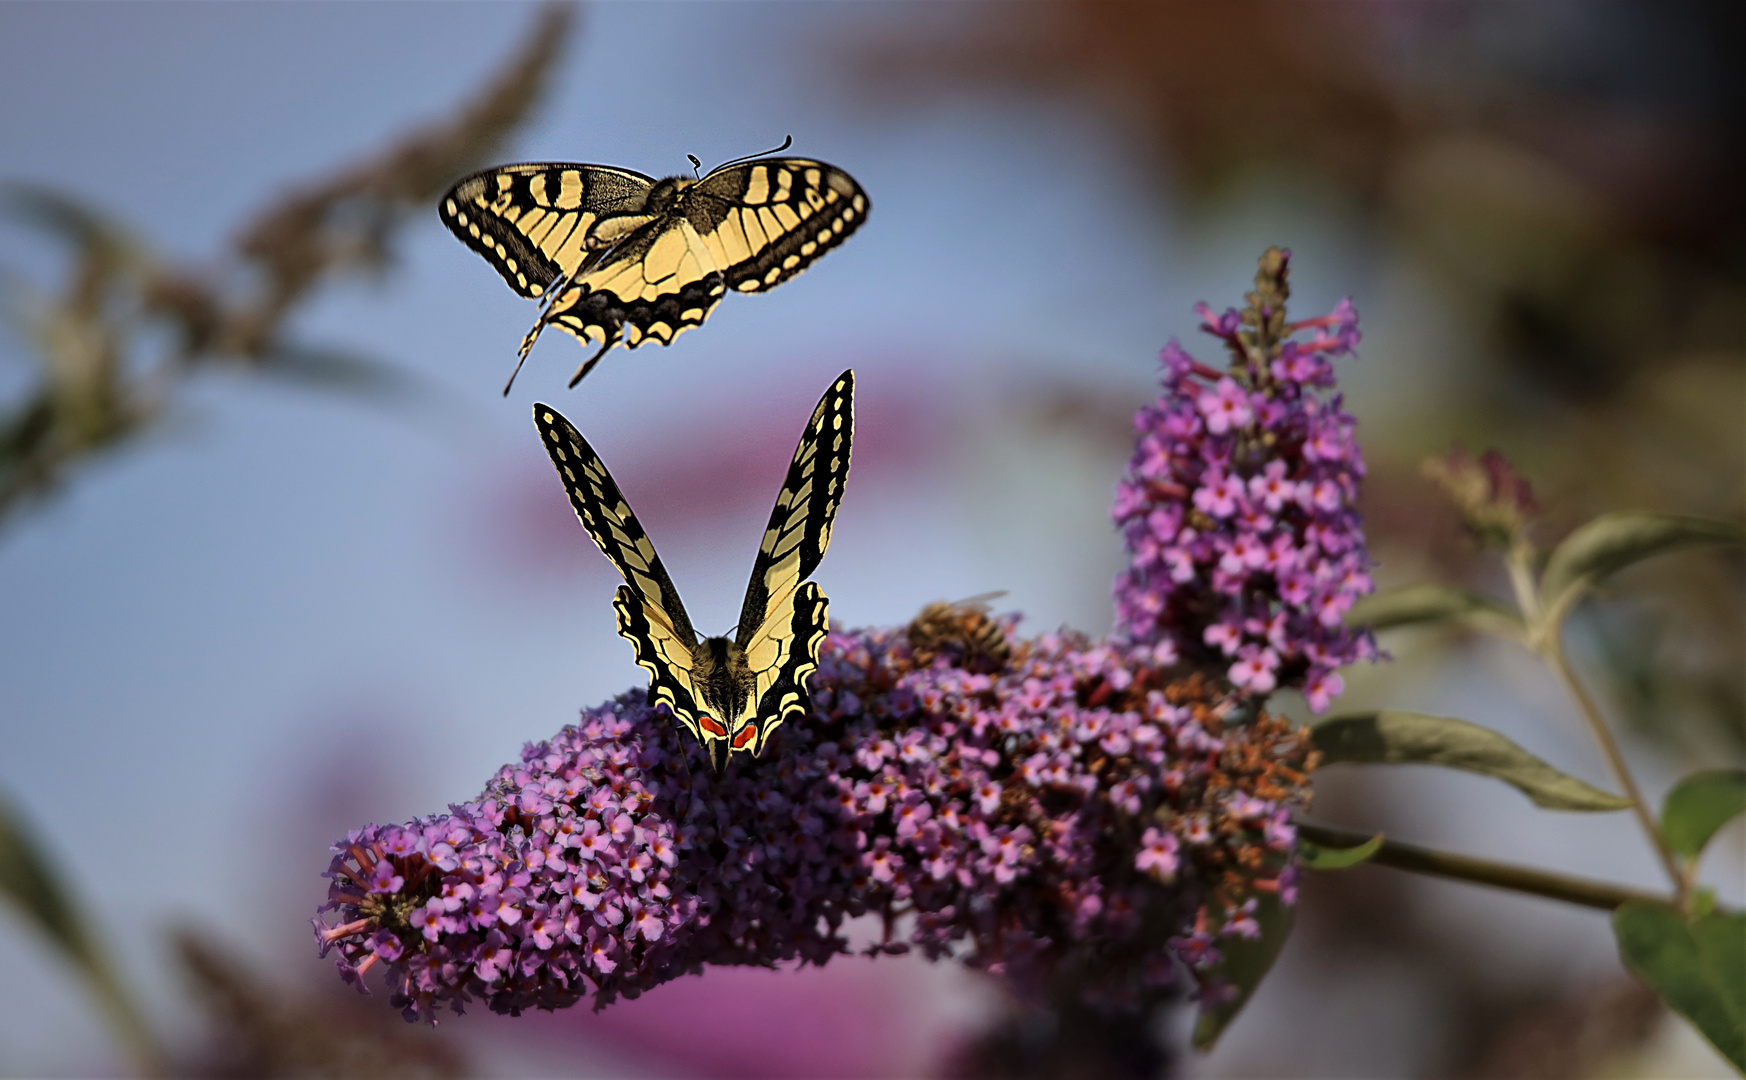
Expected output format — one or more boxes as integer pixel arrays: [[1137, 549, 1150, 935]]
[[1111, 248, 1377, 711], [313, 626, 1315, 1022]]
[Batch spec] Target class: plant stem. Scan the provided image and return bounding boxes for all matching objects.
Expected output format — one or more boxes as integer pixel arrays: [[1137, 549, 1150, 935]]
[[1539, 636, 1688, 907], [1504, 540, 1686, 909], [1296, 822, 1670, 911], [1505, 539, 1543, 626]]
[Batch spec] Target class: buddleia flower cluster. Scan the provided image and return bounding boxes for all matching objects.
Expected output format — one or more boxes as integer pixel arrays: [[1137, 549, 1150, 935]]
[[1111, 247, 1377, 712], [314, 249, 1371, 1023], [314, 628, 1315, 1022]]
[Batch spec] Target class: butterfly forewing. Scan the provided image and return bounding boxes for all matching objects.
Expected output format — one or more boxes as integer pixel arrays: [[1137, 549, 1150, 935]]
[[441, 164, 657, 298], [532, 405, 697, 644], [736, 370, 854, 644], [535, 404, 718, 744], [691, 159, 870, 295]]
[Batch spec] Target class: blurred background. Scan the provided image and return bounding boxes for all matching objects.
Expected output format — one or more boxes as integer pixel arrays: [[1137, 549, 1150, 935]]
[[0, 2, 1740, 1076]]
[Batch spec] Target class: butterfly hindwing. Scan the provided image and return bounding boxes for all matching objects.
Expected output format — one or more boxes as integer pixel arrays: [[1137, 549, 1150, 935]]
[[538, 216, 728, 361], [611, 585, 709, 746], [737, 581, 829, 758], [441, 163, 657, 298]]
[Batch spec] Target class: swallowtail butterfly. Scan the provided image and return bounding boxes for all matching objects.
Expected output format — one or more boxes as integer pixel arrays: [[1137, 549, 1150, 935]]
[[534, 370, 853, 769], [444, 141, 869, 394]]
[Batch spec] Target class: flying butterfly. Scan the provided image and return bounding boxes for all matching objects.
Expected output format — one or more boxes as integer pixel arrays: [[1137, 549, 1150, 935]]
[[534, 370, 854, 769], [443, 138, 869, 394]]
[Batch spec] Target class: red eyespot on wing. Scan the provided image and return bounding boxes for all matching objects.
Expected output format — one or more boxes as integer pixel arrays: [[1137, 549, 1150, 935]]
[[732, 723, 759, 750], [699, 716, 727, 737]]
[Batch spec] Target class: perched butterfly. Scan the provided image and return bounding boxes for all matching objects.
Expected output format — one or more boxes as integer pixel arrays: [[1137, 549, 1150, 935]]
[[534, 370, 854, 770], [443, 139, 869, 394]]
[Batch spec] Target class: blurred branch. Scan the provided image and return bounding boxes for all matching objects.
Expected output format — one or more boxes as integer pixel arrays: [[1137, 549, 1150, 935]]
[[0, 2, 576, 529], [0, 788, 168, 1077]]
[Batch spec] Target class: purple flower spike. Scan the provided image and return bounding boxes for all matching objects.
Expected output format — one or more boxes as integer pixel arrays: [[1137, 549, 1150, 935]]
[[1112, 246, 1378, 711], [314, 624, 1317, 1023]]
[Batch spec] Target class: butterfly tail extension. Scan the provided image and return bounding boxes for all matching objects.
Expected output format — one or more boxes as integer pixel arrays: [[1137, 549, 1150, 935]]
[[505, 265, 586, 394], [566, 331, 620, 388]]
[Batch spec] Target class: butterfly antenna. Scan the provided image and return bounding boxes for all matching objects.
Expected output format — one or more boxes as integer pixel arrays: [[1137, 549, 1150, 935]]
[[711, 135, 793, 173], [687, 154, 703, 179]]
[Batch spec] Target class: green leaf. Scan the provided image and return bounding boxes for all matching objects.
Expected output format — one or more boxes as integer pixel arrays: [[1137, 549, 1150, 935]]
[[1663, 770, 1746, 861], [1346, 584, 1522, 633], [1614, 901, 1746, 1072], [1312, 710, 1634, 811], [0, 788, 97, 969], [1542, 513, 1746, 617], [1192, 891, 1294, 1051], [1299, 832, 1384, 870]]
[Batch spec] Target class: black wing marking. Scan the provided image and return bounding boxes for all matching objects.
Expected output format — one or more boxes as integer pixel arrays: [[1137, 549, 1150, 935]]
[[532, 403, 697, 646], [440, 163, 656, 298], [688, 158, 869, 294]]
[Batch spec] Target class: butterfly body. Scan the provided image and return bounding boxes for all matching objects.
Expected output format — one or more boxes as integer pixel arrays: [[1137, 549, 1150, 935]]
[[444, 154, 868, 392], [536, 371, 854, 769]]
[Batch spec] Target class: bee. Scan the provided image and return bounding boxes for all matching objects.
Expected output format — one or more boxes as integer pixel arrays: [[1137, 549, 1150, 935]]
[[906, 592, 1013, 671]]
